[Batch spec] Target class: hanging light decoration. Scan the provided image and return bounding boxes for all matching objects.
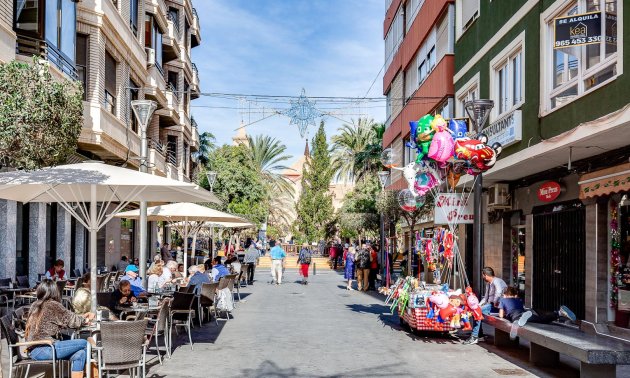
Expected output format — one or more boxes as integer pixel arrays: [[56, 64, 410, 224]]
[[282, 89, 323, 138]]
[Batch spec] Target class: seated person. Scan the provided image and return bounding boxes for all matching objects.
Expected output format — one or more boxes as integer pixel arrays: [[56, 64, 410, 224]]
[[119, 264, 147, 297], [116, 256, 129, 272], [111, 280, 137, 316], [45, 259, 66, 281], [211, 256, 229, 283], [176, 263, 185, 278], [185, 265, 210, 294], [227, 256, 242, 274], [203, 259, 213, 280], [147, 261, 168, 293], [26, 280, 94, 378], [499, 286, 577, 339], [72, 272, 92, 314]]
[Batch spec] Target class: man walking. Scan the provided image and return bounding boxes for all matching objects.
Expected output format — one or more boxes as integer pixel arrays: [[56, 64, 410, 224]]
[[297, 243, 312, 285], [243, 240, 259, 285], [463, 267, 508, 345], [269, 240, 286, 285], [355, 244, 371, 291]]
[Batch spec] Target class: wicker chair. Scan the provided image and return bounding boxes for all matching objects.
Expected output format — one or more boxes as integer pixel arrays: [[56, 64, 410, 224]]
[[146, 298, 171, 364], [198, 283, 219, 325], [95, 275, 107, 292], [16, 275, 29, 288], [168, 292, 195, 352], [73, 269, 82, 279], [1, 313, 58, 378], [96, 319, 149, 378]]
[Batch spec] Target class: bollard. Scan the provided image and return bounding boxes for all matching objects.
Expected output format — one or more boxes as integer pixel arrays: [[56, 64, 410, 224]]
[[312, 262, 316, 275]]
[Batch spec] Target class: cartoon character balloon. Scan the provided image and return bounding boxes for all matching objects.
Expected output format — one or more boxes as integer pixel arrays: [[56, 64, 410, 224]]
[[428, 292, 457, 322], [448, 119, 468, 140], [454, 134, 502, 174], [413, 114, 434, 162], [428, 115, 455, 163]]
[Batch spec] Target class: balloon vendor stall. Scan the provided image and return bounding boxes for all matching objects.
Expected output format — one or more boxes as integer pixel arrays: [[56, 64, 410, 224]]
[[379, 113, 501, 333]]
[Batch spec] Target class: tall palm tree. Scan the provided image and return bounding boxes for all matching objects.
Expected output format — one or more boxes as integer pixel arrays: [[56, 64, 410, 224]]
[[331, 118, 381, 183], [193, 131, 216, 166], [244, 135, 294, 197]]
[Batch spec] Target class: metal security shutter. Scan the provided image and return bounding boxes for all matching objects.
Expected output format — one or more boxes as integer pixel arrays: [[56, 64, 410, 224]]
[[533, 202, 585, 319]]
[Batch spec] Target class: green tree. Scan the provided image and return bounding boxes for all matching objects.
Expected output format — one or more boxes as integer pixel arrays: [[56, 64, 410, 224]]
[[338, 175, 380, 240], [295, 122, 334, 242], [0, 58, 83, 170], [205, 144, 267, 225], [331, 118, 384, 183], [244, 134, 293, 196], [193, 131, 216, 166]]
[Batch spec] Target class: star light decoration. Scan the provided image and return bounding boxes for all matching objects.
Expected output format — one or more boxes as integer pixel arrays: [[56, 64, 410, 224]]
[[282, 89, 323, 138]]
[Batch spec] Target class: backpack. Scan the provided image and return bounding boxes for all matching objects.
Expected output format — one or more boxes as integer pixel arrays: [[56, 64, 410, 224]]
[[300, 250, 312, 265], [357, 249, 370, 269]]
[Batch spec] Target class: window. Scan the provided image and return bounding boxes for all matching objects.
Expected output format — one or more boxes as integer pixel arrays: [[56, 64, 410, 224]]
[[167, 71, 178, 97], [385, 92, 392, 124], [14, 0, 42, 36], [403, 138, 417, 165], [76, 34, 88, 100], [405, 0, 425, 32], [384, 6, 404, 68], [145, 14, 163, 70], [167, 135, 178, 166], [129, 79, 139, 133], [44, 0, 76, 60], [183, 80, 190, 114], [168, 7, 180, 38], [130, 0, 139, 36], [433, 98, 454, 119], [104, 51, 116, 113], [456, 0, 479, 38], [417, 29, 437, 85], [542, 0, 619, 112], [490, 33, 525, 119], [455, 73, 479, 117]]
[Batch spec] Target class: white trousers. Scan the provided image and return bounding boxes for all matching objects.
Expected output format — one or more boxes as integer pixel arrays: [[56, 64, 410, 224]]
[[271, 260, 283, 284]]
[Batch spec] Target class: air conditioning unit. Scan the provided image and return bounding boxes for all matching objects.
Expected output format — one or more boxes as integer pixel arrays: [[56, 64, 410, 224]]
[[145, 47, 155, 66], [487, 183, 511, 209]]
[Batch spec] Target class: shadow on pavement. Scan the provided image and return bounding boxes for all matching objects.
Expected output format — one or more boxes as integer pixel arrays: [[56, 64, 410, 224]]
[[239, 360, 414, 378], [345, 303, 389, 315]]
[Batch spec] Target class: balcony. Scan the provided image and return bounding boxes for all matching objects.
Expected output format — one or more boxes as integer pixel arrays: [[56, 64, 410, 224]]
[[190, 117, 200, 152], [163, 14, 181, 63], [191, 63, 200, 99], [166, 161, 178, 180], [145, 0, 169, 32], [191, 7, 201, 48], [155, 84, 179, 127], [15, 35, 77, 80], [145, 65, 167, 109], [148, 138, 167, 176], [78, 102, 141, 164]]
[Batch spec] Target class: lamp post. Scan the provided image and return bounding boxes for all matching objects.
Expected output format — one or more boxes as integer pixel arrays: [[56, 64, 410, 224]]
[[464, 99, 494, 295], [206, 171, 217, 192], [131, 100, 157, 289], [377, 170, 390, 286]]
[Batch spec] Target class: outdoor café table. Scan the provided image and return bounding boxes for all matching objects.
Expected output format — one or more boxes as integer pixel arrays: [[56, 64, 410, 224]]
[[116, 303, 161, 319], [0, 287, 34, 310]]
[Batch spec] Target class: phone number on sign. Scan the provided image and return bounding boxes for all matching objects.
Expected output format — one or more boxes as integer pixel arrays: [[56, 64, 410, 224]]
[[555, 36, 601, 47]]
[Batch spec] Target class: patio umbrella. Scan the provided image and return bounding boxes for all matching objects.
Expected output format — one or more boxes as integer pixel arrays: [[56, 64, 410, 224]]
[[114, 202, 248, 274], [170, 220, 255, 260], [0, 161, 220, 312]]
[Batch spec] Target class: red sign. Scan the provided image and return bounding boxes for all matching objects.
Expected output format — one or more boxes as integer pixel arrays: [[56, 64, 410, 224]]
[[537, 181, 562, 202]]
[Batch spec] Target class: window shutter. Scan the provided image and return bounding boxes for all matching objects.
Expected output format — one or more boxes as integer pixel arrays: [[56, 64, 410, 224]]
[[462, 0, 479, 28]]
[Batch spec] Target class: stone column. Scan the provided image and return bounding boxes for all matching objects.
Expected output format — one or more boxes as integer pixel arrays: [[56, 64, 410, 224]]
[[150, 221, 158, 256], [56, 206, 72, 266], [584, 198, 608, 324], [0, 200, 17, 280], [29, 203, 47, 287], [75, 223, 86, 274]]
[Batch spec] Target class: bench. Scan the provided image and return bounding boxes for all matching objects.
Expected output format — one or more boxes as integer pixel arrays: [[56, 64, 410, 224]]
[[485, 316, 630, 378]]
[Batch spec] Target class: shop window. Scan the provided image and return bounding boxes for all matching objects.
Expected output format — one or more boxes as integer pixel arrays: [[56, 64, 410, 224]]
[[511, 226, 526, 300], [104, 51, 116, 113], [542, 0, 620, 113], [490, 32, 525, 121]]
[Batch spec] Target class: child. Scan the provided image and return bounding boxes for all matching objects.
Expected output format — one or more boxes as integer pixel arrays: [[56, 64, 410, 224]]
[[499, 287, 577, 339]]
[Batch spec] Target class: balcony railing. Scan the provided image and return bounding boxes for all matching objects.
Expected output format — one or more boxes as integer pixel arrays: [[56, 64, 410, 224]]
[[167, 152, 177, 166], [16, 35, 78, 80], [166, 12, 181, 41], [148, 137, 166, 156], [191, 63, 199, 86]]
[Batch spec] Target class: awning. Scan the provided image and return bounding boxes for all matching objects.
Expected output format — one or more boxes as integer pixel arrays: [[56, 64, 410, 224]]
[[578, 162, 630, 199]]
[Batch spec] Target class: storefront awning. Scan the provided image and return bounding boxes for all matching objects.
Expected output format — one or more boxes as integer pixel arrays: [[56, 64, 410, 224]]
[[578, 162, 630, 199]]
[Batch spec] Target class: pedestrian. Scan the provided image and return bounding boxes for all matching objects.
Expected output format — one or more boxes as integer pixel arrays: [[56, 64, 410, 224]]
[[355, 244, 371, 291], [344, 247, 356, 290], [269, 240, 286, 285], [368, 245, 379, 290], [329, 242, 338, 270], [160, 242, 172, 262], [297, 243, 312, 285], [463, 266, 508, 345], [243, 240, 259, 285]]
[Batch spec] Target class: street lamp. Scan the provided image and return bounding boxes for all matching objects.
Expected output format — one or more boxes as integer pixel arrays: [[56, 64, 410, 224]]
[[131, 100, 157, 288], [464, 99, 494, 294], [377, 170, 390, 286], [206, 170, 217, 192]]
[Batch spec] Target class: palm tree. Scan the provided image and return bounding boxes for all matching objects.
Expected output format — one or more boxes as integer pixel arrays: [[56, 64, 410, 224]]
[[331, 118, 383, 183], [193, 131, 216, 167], [244, 135, 294, 197]]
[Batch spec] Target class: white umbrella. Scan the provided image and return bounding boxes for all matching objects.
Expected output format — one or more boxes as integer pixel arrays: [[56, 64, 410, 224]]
[[114, 202, 248, 274], [0, 161, 220, 312], [172, 220, 255, 260]]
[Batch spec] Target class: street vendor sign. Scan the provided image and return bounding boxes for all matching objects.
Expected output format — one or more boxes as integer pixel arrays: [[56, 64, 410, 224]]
[[554, 11, 602, 49], [434, 193, 474, 225]]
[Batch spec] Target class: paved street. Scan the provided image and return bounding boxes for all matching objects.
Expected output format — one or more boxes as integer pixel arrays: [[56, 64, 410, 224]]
[[147, 270, 576, 378]]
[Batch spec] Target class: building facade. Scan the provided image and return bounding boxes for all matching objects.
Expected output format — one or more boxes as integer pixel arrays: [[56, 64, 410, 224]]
[[382, 0, 455, 251], [454, 0, 629, 330], [0, 0, 203, 285]]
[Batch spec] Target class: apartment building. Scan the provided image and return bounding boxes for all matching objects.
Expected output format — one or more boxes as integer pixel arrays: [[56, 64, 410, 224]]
[[382, 0, 455, 249], [0, 0, 203, 284], [454, 0, 629, 330]]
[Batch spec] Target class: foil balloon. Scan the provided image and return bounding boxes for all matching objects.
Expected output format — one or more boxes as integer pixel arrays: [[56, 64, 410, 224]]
[[448, 119, 468, 140], [414, 172, 438, 196], [454, 134, 502, 173], [414, 114, 434, 162], [402, 162, 419, 195], [447, 168, 462, 189], [397, 189, 417, 212], [380, 147, 398, 168], [428, 115, 455, 163], [406, 121, 418, 149]]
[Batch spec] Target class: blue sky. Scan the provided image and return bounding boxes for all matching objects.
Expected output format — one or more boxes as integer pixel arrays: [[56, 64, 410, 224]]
[[191, 0, 385, 162]]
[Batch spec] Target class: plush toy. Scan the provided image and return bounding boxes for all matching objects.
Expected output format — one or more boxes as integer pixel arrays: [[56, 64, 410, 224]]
[[428, 292, 457, 323], [460, 311, 472, 331], [414, 115, 435, 162], [465, 286, 484, 321], [443, 232, 454, 262], [428, 115, 455, 163], [448, 295, 463, 328]]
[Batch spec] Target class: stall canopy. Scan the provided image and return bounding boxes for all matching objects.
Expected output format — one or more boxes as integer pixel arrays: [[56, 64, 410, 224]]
[[114, 202, 249, 273], [579, 162, 630, 200], [0, 161, 220, 312]]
